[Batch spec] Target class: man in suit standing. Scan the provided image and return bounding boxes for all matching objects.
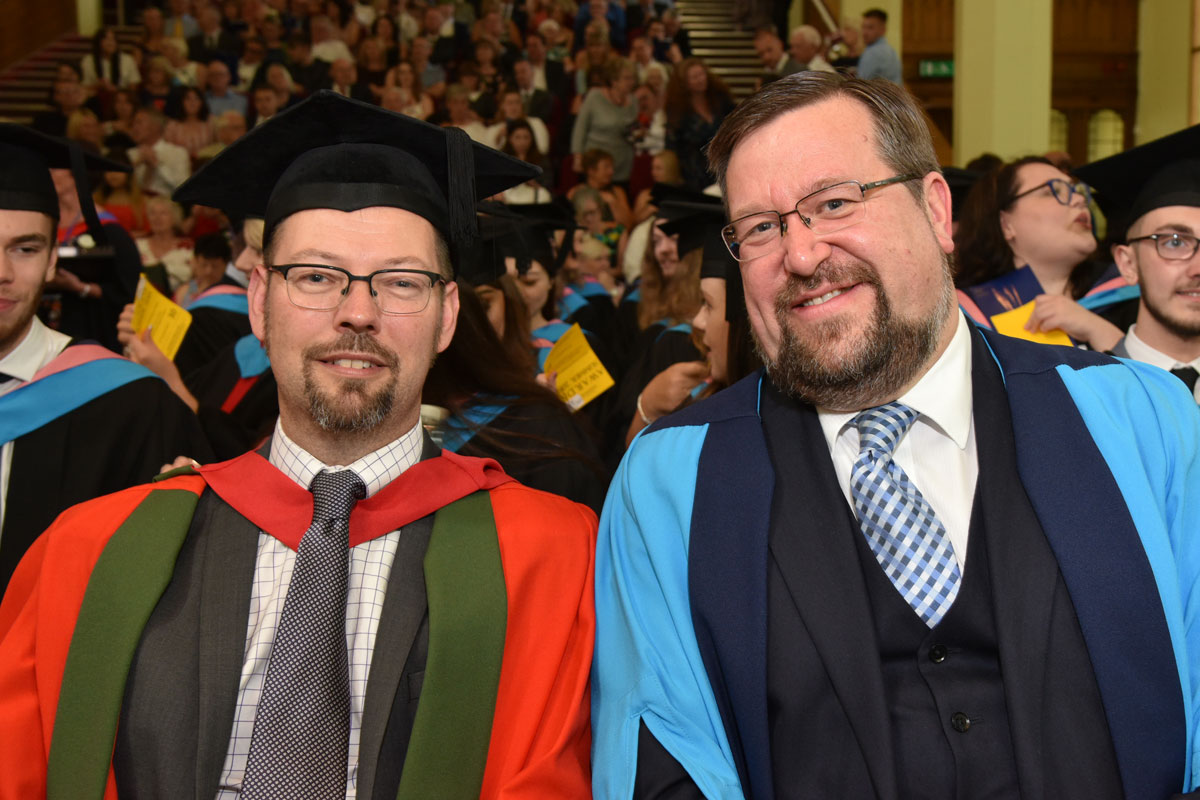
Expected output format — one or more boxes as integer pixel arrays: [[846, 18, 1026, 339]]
[[523, 30, 568, 97], [512, 57, 553, 123], [594, 71, 1200, 798], [187, 5, 240, 69], [0, 92, 596, 799]]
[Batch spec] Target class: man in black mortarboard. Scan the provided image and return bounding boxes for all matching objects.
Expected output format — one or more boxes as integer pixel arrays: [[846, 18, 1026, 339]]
[[1077, 125, 1200, 402], [0, 125, 212, 595], [0, 92, 597, 798]]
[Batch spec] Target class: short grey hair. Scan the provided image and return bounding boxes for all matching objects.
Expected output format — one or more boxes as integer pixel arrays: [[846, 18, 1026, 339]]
[[790, 25, 822, 48], [707, 71, 941, 205]]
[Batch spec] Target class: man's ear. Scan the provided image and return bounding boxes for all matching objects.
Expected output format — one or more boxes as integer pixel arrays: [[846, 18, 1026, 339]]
[[1112, 242, 1139, 286], [247, 264, 270, 343], [436, 280, 459, 354], [43, 235, 59, 285], [922, 171, 954, 255]]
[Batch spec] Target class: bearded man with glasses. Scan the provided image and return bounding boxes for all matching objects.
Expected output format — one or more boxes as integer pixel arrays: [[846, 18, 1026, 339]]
[[1078, 127, 1200, 405], [0, 93, 597, 798], [593, 71, 1200, 799]]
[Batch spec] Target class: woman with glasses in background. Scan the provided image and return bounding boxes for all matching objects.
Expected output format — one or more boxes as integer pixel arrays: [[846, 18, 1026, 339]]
[[954, 156, 1132, 350]]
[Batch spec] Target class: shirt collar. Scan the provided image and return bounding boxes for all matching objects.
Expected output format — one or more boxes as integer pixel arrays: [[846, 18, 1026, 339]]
[[268, 418, 425, 497], [1122, 324, 1200, 371], [817, 311, 974, 451], [0, 317, 68, 383]]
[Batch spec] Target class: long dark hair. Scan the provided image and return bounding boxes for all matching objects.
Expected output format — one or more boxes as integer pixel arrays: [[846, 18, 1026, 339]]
[[501, 118, 544, 164], [91, 27, 122, 86], [665, 57, 733, 128], [422, 279, 604, 474], [954, 155, 1098, 297]]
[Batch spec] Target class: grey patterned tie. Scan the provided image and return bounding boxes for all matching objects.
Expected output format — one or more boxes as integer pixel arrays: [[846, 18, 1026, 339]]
[[240, 469, 366, 799]]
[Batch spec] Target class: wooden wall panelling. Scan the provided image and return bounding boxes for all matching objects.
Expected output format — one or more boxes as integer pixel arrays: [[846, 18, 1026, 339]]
[[2, 0, 77, 72]]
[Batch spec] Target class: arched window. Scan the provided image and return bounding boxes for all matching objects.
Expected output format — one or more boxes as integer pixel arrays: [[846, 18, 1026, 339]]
[[1087, 110, 1124, 162], [1049, 109, 1069, 153]]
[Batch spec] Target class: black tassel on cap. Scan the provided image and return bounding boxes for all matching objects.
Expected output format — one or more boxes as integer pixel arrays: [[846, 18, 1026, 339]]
[[444, 126, 478, 247]]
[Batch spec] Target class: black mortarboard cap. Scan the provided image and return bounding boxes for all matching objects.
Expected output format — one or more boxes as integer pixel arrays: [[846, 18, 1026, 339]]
[[0, 124, 130, 241], [457, 204, 551, 285], [657, 199, 746, 323], [1075, 124, 1200, 241], [654, 184, 724, 258], [942, 166, 982, 222], [503, 199, 577, 277], [173, 91, 541, 268]]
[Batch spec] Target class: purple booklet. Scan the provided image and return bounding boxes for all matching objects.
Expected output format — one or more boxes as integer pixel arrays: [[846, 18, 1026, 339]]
[[961, 265, 1045, 319]]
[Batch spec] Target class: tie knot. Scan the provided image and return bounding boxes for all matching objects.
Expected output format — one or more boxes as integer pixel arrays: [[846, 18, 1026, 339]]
[[853, 401, 918, 457], [309, 469, 366, 520]]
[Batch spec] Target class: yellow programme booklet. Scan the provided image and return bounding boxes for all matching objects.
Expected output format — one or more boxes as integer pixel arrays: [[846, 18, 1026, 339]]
[[990, 301, 1073, 347], [542, 323, 614, 411], [131, 276, 193, 360]]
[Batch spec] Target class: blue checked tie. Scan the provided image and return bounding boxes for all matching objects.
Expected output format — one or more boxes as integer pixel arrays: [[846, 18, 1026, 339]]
[[240, 469, 366, 799], [850, 402, 961, 627]]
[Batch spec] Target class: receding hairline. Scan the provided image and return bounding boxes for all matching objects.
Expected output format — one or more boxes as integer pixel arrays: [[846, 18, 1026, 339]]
[[707, 74, 941, 211], [263, 207, 454, 279]]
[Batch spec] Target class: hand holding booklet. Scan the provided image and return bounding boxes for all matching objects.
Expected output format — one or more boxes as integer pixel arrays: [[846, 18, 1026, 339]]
[[542, 323, 614, 411], [960, 266, 1073, 346], [131, 276, 193, 360]]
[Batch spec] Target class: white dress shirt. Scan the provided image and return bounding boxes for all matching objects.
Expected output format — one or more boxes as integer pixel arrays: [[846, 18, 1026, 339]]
[[0, 319, 70, 537], [818, 312, 978, 568], [1120, 324, 1200, 403], [216, 419, 425, 799]]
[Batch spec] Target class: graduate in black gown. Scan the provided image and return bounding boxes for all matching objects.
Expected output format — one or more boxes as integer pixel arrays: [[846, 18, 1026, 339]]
[[170, 232, 253, 376], [0, 125, 212, 593], [422, 214, 609, 513], [613, 191, 709, 452], [119, 218, 277, 460]]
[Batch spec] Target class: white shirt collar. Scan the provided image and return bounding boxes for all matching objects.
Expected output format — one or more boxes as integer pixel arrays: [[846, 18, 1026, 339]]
[[0, 317, 70, 383], [1122, 324, 1200, 371], [268, 418, 425, 498], [817, 311, 974, 451]]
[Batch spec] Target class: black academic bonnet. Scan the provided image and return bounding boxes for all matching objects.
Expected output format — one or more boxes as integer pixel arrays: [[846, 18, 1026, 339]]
[[1075, 124, 1200, 241], [0, 124, 130, 239], [172, 91, 542, 272]]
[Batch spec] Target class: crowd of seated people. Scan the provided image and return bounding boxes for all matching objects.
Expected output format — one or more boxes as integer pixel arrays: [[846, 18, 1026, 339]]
[[14, 0, 1171, 508]]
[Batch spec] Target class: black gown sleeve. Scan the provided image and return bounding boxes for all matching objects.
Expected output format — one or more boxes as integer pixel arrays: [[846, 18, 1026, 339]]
[[634, 719, 707, 799]]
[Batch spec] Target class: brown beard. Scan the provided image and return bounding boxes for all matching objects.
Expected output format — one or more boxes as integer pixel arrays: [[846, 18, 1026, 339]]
[[754, 256, 954, 410], [300, 332, 401, 433], [1141, 271, 1200, 341]]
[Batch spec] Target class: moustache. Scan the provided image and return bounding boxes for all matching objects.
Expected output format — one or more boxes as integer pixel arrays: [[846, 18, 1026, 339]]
[[304, 332, 400, 369], [774, 260, 883, 313]]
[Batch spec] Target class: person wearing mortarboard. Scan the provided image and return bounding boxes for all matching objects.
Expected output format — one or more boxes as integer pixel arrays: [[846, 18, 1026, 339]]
[[622, 195, 764, 447], [1076, 124, 1200, 403], [0, 92, 596, 798], [421, 206, 609, 514], [613, 185, 715, 455], [0, 125, 212, 597]]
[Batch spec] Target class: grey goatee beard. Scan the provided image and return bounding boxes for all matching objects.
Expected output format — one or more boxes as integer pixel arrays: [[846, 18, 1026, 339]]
[[754, 257, 954, 410]]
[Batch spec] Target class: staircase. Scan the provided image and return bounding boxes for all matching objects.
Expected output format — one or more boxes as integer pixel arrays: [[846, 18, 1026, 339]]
[[675, 0, 760, 99], [0, 26, 140, 126]]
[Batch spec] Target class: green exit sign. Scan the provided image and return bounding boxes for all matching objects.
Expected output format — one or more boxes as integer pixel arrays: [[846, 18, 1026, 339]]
[[919, 59, 954, 78]]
